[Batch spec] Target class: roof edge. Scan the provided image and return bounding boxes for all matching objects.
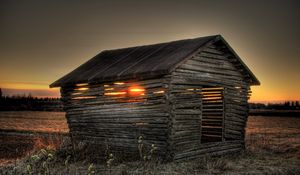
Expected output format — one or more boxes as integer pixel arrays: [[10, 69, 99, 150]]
[[217, 36, 260, 86], [50, 35, 260, 88], [49, 35, 219, 88]]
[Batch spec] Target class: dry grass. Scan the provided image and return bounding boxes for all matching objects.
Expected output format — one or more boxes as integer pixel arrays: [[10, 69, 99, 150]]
[[0, 133, 66, 167], [0, 132, 299, 175]]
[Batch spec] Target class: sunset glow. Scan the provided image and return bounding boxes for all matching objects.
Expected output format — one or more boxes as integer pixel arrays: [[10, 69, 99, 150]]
[[128, 86, 145, 96], [104, 88, 115, 91], [129, 88, 144, 92], [250, 86, 300, 103], [75, 87, 89, 91], [104, 91, 127, 96], [153, 90, 165, 94], [76, 83, 89, 87], [114, 82, 125, 85], [0, 82, 50, 90]]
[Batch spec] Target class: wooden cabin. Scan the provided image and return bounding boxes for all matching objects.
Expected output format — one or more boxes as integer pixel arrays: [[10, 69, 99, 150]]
[[50, 35, 259, 161]]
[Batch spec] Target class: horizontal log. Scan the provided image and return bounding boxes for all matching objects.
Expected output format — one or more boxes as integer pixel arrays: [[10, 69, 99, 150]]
[[173, 69, 244, 84], [174, 141, 243, 160]]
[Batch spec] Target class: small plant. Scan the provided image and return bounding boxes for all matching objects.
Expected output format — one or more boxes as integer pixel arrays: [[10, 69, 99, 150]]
[[64, 155, 71, 174], [26, 154, 40, 174], [31, 155, 40, 162], [106, 153, 114, 175], [40, 148, 55, 175], [87, 163, 95, 175], [138, 136, 144, 159], [137, 136, 157, 174], [138, 136, 157, 161], [26, 164, 32, 175], [146, 144, 157, 161]]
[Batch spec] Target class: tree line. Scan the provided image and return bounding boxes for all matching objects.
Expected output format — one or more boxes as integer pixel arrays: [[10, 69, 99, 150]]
[[0, 88, 63, 111], [249, 101, 300, 110]]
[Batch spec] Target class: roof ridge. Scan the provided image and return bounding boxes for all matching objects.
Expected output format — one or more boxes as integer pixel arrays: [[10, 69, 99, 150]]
[[101, 35, 219, 52]]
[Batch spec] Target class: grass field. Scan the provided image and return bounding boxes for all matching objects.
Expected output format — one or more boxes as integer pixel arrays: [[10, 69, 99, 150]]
[[246, 116, 300, 153], [0, 112, 299, 174], [0, 111, 68, 133], [0, 111, 68, 166]]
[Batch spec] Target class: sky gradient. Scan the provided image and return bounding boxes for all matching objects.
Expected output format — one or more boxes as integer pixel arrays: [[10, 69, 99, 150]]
[[1, 0, 299, 102]]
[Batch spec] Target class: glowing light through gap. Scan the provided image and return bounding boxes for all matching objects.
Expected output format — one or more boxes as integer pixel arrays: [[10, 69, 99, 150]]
[[76, 83, 88, 87], [76, 87, 89, 91], [104, 92, 127, 96], [153, 90, 165, 94], [72, 92, 82, 95], [129, 86, 145, 96], [129, 88, 144, 92], [114, 82, 125, 85], [103, 83, 145, 97], [135, 122, 149, 126]]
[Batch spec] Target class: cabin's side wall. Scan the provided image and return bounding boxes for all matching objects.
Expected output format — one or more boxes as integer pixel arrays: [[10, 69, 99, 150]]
[[166, 78, 202, 161], [169, 43, 251, 161], [60, 78, 170, 158]]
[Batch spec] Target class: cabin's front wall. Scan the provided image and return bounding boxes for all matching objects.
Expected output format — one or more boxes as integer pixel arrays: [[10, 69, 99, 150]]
[[169, 43, 251, 161], [60, 77, 171, 158]]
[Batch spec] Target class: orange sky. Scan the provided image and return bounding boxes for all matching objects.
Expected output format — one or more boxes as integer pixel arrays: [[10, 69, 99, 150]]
[[0, 0, 299, 102]]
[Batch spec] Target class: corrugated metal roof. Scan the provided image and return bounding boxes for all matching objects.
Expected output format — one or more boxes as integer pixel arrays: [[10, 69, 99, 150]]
[[50, 35, 259, 87]]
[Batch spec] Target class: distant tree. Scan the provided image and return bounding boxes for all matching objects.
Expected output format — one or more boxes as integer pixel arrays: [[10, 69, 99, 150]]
[[28, 93, 33, 99], [0, 88, 2, 98], [284, 101, 288, 106]]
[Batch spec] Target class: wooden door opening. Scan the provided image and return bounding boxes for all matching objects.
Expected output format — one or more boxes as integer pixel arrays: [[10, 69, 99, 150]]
[[201, 86, 224, 143]]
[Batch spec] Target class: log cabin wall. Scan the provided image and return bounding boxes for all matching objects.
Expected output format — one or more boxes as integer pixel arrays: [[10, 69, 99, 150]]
[[60, 77, 171, 158], [169, 42, 251, 161]]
